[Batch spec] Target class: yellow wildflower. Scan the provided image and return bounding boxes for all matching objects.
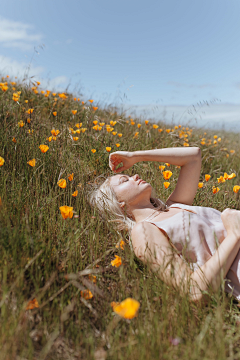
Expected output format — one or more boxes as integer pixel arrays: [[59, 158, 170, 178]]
[[59, 206, 73, 219], [111, 255, 122, 267], [58, 179, 67, 189], [233, 185, 240, 193], [0, 156, 5, 166], [27, 159, 36, 167], [162, 170, 172, 180], [111, 298, 140, 319]]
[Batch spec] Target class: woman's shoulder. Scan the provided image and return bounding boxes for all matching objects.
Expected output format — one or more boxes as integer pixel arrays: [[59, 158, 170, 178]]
[[131, 221, 169, 245]]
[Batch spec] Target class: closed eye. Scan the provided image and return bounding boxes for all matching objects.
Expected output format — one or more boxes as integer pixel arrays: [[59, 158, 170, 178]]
[[121, 176, 129, 183]]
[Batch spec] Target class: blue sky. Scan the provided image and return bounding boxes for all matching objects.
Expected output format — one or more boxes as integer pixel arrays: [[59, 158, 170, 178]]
[[1, 0, 240, 129]]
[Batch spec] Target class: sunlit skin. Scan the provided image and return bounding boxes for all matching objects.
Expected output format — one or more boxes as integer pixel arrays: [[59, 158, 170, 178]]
[[110, 174, 164, 222]]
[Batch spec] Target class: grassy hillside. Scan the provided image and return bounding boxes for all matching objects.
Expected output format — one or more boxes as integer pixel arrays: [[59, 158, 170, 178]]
[[1, 76, 240, 360]]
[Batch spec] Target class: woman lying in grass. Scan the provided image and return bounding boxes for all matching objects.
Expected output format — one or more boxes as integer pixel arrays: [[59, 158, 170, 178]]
[[89, 147, 240, 304]]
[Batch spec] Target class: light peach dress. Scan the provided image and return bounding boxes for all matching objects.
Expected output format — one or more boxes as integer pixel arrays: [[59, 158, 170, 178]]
[[145, 203, 240, 300]]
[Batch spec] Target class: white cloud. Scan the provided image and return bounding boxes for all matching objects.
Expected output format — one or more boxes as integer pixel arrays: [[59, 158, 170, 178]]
[[0, 55, 44, 79], [42, 76, 69, 92], [119, 103, 240, 132], [0, 55, 68, 92], [0, 16, 43, 51]]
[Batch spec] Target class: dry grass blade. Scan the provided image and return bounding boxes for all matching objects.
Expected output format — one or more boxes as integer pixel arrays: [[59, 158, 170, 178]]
[[60, 298, 77, 322], [38, 281, 73, 310], [85, 247, 117, 270], [80, 297, 98, 318], [64, 267, 104, 281], [80, 278, 105, 298], [38, 327, 60, 360], [0, 249, 44, 308]]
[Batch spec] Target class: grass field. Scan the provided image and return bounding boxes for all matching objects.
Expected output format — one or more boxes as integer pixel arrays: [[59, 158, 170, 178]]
[[1, 76, 240, 360]]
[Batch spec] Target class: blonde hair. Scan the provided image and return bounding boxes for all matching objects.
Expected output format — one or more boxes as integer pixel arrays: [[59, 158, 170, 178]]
[[88, 175, 167, 235]]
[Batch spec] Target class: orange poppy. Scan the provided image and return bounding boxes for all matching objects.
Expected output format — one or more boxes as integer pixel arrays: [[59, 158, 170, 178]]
[[26, 298, 39, 310], [68, 173, 74, 181], [217, 176, 225, 183], [91, 149, 96, 153], [116, 239, 126, 250], [205, 174, 211, 182], [145, 120, 149, 125], [71, 110, 77, 115], [115, 143, 120, 147], [106, 147, 111, 152], [162, 170, 172, 180], [164, 182, 170, 189], [72, 190, 78, 197], [27, 159, 36, 167], [212, 186, 220, 194], [80, 290, 93, 300], [93, 107, 98, 111], [198, 182, 203, 188], [59, 206, 74, 219], [111, 298, 140, 319], [53, 111, 57, 116], [58, 179, 67, 189], [39, 145, 49, 153], [228, 173, 236, 180], [233, 185, 240, 194], [51, 129, 60, 136], [18, 120, 24, 128], [0, 156, 5, 166], [111, 255, 122, 267]]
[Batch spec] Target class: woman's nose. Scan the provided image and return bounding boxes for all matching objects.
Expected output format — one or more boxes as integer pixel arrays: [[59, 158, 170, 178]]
[[132, 174, 139, 181]]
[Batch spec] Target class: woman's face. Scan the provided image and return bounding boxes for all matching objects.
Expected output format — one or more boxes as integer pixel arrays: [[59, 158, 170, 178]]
[[110, 174, 152, 208]]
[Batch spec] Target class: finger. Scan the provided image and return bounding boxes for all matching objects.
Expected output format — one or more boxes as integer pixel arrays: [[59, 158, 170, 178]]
[[115, 166, 126, 173]]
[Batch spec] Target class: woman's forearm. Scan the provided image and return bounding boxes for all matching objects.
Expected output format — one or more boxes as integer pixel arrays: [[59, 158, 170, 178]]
[[190, 232, 240, 298], [132, 147, 201, 166]]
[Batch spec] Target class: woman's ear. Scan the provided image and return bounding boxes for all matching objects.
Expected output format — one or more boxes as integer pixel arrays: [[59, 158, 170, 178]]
[[119, 201, 126, 209]]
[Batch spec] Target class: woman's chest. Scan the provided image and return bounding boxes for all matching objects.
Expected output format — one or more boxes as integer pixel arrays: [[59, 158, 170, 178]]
[[151, 207, 196, 223]]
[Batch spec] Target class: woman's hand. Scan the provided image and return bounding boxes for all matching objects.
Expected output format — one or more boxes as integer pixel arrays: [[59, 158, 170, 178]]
[[221, 208, 240, 239], [109, 151, 136, 173]]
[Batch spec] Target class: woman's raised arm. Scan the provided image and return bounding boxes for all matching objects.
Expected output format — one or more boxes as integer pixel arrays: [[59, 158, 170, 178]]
[[109, 147, 202, 205], [109, 147, 200, 173]]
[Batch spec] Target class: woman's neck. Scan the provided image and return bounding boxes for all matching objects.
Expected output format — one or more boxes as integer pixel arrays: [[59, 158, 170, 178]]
[[131, 206, 164, 223]]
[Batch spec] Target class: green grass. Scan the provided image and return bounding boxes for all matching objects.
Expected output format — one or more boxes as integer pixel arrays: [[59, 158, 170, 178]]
[[1, 77, 240, 359]]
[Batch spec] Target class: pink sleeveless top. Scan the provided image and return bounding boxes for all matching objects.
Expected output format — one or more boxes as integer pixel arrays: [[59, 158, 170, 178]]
[[145, 203, 240, 300]]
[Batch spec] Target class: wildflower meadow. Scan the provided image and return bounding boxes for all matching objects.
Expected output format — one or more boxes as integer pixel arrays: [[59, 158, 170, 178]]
[[1, 76, 240, 359]]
